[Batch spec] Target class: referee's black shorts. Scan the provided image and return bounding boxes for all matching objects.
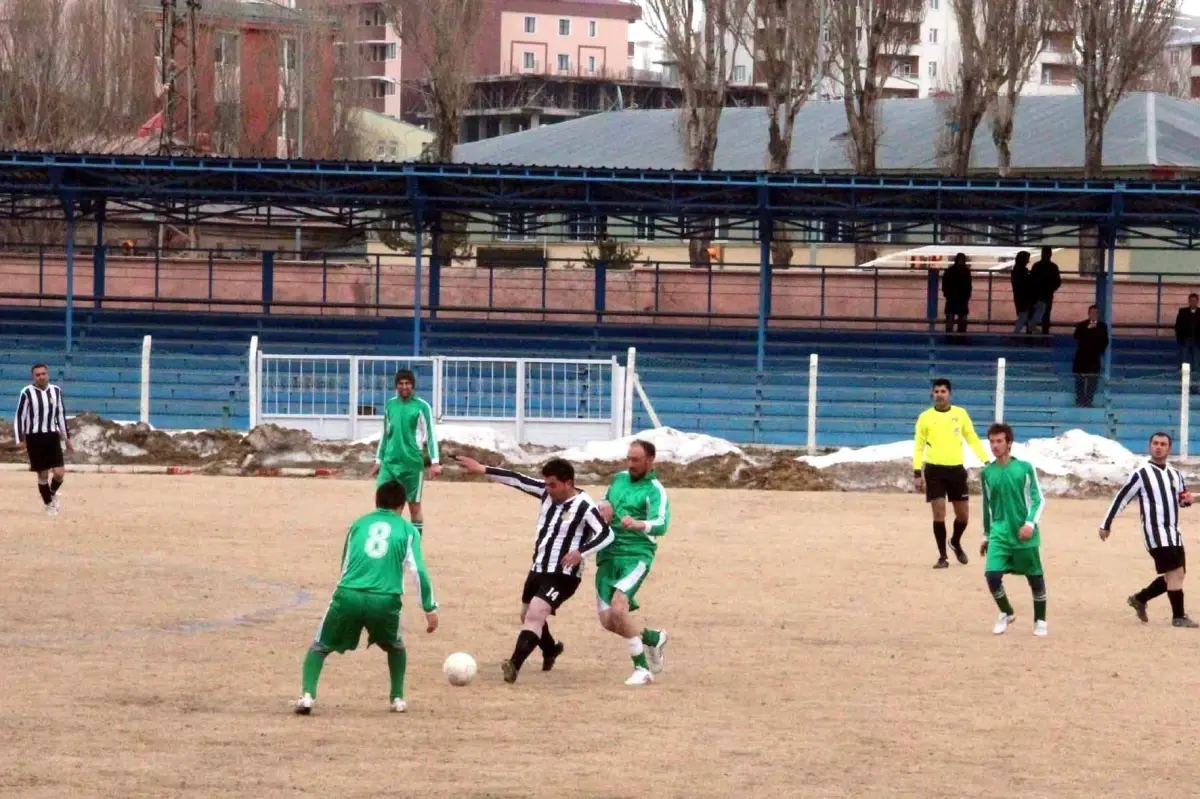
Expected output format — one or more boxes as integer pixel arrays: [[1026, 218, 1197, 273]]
[[923, 464, 969, 503], [1150, 545, 1187, 575], [24, 432, 64, 473], [521, 571, 580, 614]]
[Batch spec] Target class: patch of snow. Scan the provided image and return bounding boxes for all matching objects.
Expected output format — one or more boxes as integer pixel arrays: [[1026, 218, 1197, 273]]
[[799, 429, 1144, 485], [554, 427, 743, 465]]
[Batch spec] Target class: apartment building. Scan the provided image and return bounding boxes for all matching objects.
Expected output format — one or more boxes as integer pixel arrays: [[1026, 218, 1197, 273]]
[[1163, 17, 1200, 99], [334, 1, 404, 118]]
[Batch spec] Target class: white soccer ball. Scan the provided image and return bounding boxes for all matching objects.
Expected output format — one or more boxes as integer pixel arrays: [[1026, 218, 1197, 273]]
[[443, 652, 477, 686]]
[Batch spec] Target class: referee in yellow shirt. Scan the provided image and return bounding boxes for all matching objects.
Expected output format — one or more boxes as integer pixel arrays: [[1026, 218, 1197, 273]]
[[914, 377, 990, 569]]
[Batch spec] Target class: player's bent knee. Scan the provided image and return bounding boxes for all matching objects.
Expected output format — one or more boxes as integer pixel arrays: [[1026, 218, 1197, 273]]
[[985, 571, 1004, 593], [377, 641, 406, 653], [308, 642, 333, 655]]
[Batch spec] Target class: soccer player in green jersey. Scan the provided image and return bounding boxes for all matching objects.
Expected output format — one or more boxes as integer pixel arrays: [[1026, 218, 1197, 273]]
[[576, 439, 670, 686], [979, 423, 1048, 637], [370, 369, 441, 540], [293, 480, 439, 715]]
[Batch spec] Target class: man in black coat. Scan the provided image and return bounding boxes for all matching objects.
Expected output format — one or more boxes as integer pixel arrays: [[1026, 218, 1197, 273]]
[[941, 252, 972, 342], [1073, 305, 1109, 407], [1010, 250, 1033, 335], [1175, 293, 1200, 389], [1029, 246, 1062, 338]]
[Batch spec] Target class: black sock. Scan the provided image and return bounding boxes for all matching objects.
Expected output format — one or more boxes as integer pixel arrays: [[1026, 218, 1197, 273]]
[[1169, 589, 1186, 619], [1135, 577, 1168, 603], [539, 622, 556, 654], [933, 521, 947, 558], [50, 477, 62, 495], [37, 483, 52, 505], [510, 629, 540, 670], [951, 519, 968, 548]]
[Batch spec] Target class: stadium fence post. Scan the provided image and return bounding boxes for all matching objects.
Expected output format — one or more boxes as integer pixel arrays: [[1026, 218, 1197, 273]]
[[140, 335, 151, 425], [623, 347, 637, 437], [432, 356, 445, 422], [995, 357, 1006, 423], [609, 356, 624, 439], [515, 359, 526, 444], [348, 356, 361, 441], [248, 335, 259, 430], [1182, 363, 1191, 458], [807, 353, 818, 455]]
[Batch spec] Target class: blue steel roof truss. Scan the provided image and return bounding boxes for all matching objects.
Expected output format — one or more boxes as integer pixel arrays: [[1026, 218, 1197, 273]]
[[1, 151, 1200, 248]]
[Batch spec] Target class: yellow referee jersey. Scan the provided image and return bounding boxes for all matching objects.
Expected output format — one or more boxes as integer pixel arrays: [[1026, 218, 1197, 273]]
[[913, 405, 989, 473]]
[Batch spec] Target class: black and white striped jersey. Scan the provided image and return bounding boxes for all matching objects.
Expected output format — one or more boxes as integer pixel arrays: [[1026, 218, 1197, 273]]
[[14, 383, 68, 445], [484, 466, 614, 576], [1102, 461, 1187, 550]]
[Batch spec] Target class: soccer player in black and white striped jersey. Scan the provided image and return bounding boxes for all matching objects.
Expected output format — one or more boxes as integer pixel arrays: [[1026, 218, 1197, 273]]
[[1100, 432, 1198, 628], [456, 454, 614, 683], [12, 363, 73, 516]]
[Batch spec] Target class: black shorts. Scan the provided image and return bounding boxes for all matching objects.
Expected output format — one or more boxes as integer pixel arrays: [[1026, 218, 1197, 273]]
[[924, 464, 968, 503], [521, 572, 580, 614], [1150, 546, 1187, 575], [24, 433, 64, 473]]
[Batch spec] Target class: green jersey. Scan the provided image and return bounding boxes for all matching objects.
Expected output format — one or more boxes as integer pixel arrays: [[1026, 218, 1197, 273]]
[[376, 394, 439, 473], [980, 457, 1045, 547], [601, 469, 670, 560], [337, 509, 438, 612]]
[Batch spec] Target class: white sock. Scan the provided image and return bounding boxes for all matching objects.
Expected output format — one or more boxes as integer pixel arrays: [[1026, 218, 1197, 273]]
[[626, 637, 644, 657]]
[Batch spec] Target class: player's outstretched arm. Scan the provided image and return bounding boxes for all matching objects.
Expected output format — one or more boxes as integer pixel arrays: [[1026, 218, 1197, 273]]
[[482, 464, 547, 498], [576, 505, 615, 559], [1101, 471, 1142, 532]]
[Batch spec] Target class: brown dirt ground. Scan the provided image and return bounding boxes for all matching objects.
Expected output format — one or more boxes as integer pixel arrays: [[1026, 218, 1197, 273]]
[[3, 474, 1200, 798]]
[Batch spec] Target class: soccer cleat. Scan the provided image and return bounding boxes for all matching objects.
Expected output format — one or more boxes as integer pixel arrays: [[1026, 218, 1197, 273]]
[[293, 694, 314, 715], [45, 503, 58, 517], [541, 641, 564, 672], [501, 659, 519, 684], [951, 543, 969, 565], [1033, 620, 1048, 637], [1128, 595, 1149, 623], [624, 667, 653, 686], [1172, 616, 1200, 628], [992, 612, 1015, 635], [390, 698, 407, 713], [645, 629, 668, 675], [933, 558, 949, 569], [51, 494, 61, 513]]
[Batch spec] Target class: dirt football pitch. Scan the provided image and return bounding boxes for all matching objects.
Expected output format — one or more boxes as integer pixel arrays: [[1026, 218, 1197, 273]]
[[3, 473, 1200, 798]]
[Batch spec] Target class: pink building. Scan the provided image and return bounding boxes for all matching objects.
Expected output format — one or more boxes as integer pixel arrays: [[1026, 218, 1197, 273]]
[[493, 0, 640, 78]]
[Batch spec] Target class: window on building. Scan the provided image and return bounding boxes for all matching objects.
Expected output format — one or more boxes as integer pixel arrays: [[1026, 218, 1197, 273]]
[[928, 60, 937, 77], [370, 80, 396, 98], [928, 28, 937, 44], [1041, 64, 1052, 84], [589, 20, 597, 37], [524, 16, 536, 33], [634, 216, 656, 241], [732, 64, 747, 82], [496, 212, 539, 241], [557, 53, 570, 71], [524, 52, 536, 69], [567, 215, 602, 241], [281, 38, 297, 70], [929, 0, 938, 8], [368, 43, 396, 61], [588, 55, 596, 73], [214, 32, 239, 66], [361, 5, 387, 26], [559, 18, 570, 36]]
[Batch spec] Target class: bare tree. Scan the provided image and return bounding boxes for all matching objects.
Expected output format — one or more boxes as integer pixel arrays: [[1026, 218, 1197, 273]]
[[1054, 0, 1179, 271], [988, 0, 1049, 177], [387, 0, 486, 163], [741, 0, 821, 267], [828, 0, 924, 263], [937, 0, 1004, 177], [644, 0, 752, 268]]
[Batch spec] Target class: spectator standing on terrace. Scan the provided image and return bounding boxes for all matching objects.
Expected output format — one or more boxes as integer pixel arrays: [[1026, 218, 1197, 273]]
[[941, 252, 972, 342], [1174, 293, 1200, 390], [1072, 305, 1109, 407], [1029, 247, 1062, 339], [1010, 250, 1034, 335]]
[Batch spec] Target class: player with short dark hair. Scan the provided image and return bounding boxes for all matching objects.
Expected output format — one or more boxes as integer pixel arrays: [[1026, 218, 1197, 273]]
[[13, 363, 73, 516], [456, 454, 614, 683], [577, 439, 670, 686], [293, 480, 439, 715], [980, 423, 1048, 636], [370, 369, 441, 538], [913, 377, 990, 568], [1101, 432, 1198, 628]]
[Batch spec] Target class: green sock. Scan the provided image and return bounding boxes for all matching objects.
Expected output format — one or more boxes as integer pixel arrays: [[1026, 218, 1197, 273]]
[[641, 628, 661, 647], [632, 652, 649, 669], [992, 590, 1015, 616], [302, 649, 328, 698], [413, 522, 424, 536], [388, 648, 407, 700]]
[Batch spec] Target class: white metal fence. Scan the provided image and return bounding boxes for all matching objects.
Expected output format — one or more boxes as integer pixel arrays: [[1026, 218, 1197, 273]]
[[255, 349, 627, 447]]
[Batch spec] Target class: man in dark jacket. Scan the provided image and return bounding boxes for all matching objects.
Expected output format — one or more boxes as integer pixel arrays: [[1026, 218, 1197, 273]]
[[942, 252, 972, 342], [1175, 293, 1200, 389], [1010, 250, 1033, 335], [1073, 305, 1109, 407], [1029, 247, 1062, 338]]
